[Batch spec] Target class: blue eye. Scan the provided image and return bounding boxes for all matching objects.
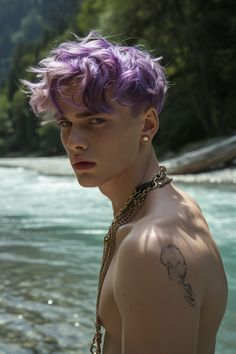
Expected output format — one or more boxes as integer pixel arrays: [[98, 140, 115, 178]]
[[90, 118, 106, 125], [58, 120, 71, 128]]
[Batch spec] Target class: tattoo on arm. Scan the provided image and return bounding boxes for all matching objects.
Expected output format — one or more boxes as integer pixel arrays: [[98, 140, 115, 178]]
[[160, 244, 196, 307]]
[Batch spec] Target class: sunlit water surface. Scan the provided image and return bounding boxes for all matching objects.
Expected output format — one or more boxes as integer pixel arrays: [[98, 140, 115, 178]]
[[0, 167, 235, 354]]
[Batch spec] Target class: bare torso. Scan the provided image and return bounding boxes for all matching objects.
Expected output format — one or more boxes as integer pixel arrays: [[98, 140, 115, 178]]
[[98, 183, 228, 354]]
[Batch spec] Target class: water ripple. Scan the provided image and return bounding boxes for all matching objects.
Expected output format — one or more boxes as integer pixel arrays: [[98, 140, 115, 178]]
[[0, 167, 235, 353]]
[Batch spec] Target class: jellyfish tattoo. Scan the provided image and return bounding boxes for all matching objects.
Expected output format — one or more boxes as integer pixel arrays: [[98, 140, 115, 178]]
[[160, 244, 196, 307]]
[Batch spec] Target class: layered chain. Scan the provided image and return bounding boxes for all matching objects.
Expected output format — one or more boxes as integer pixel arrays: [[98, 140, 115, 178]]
[[90, 166, 172, 354]]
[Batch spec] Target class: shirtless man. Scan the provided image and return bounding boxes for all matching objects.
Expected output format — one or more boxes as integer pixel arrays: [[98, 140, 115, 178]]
[[23, 30, 228, 354]]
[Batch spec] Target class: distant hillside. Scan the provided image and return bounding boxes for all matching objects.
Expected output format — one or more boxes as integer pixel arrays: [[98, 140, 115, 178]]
[[0, 0, 235, 158], [0, 0, 81, 87]]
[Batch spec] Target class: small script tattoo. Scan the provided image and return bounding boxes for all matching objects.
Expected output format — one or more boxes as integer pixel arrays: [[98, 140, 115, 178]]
[[160, 244, 196, 307]]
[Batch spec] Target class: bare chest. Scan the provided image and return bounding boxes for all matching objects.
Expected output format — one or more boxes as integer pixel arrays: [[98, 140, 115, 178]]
[[98, 253, 122, 341], [97, 226, 132, 342]]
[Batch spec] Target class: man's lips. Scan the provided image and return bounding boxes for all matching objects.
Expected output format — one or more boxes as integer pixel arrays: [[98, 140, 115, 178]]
[[72, 160, 96, 170]]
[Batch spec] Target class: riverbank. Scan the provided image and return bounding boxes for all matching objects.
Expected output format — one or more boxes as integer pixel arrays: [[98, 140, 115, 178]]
[[0, 157, 236, 184]]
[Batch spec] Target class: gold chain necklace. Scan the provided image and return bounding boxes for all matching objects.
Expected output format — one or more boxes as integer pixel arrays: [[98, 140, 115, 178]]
[[90, 166, 172, 354]]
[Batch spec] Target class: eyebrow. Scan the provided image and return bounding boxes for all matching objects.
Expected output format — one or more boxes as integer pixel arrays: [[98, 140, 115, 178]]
[[56, 111, 102, 121], [75, 111, 94, 119]]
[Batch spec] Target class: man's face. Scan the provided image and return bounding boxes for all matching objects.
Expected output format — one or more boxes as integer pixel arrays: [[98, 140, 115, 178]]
[[56, 91, 144, 188]]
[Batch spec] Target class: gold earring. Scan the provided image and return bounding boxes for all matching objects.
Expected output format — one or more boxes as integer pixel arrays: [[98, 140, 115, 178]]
[[142, 135, 149, 142]]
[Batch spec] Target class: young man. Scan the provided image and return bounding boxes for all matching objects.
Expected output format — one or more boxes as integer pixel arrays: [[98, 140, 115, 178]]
[[23, 31, 228, 354]]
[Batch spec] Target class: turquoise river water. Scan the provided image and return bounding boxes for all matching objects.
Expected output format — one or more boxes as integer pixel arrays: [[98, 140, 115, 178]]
[[0, 166, 235, 354]]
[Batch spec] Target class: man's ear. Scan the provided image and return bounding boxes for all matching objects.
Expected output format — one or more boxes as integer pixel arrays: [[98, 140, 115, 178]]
[[141, 107, 159, 139]]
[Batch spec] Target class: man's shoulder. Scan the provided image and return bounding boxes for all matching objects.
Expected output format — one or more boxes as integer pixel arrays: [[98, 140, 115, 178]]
[[116, 201, 214, 290], [116, 184, 218, 282], [118, 214, 207, 263], [114, 210, 206, 313], [115, 213, 213, 315], [121, 198, 209, 255]]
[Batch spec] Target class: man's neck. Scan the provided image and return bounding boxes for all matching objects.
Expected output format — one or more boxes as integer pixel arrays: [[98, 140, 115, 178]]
[[99, 148, 160, 215]]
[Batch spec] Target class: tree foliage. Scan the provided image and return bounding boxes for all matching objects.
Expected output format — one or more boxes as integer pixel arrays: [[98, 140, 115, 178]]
[[0, 0, 81, 156], [77, 0, 236, 153], [0, 0, 235, 157]]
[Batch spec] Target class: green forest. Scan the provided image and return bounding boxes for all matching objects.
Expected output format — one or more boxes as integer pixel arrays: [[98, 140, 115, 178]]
[[0, 0, 235, 157]]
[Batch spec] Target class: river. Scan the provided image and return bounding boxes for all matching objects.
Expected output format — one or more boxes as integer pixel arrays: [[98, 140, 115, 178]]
[[0, 166, 235, 354]]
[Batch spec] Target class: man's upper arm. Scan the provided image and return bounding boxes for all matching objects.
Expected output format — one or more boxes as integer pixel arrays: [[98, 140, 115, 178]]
[[113, 231, 201, 354]]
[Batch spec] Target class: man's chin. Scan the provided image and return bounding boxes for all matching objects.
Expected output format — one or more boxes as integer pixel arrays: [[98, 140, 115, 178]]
[[75, 175, 100, 188]]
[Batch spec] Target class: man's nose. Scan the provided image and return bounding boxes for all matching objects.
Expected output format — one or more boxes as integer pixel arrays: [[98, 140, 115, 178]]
[[66, 125, 88, 151]]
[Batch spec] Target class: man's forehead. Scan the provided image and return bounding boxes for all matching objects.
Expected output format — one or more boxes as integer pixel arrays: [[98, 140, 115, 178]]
[[55, 91, 92, 117], [54, 79, 141, 119], [56, 107, 104, 119]]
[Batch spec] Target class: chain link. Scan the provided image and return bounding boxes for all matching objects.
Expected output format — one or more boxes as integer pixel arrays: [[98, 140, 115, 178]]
[[89, 166, 172, 353]]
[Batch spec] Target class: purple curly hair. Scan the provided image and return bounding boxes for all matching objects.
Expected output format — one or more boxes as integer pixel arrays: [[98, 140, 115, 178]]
[[22, 30, 168, 119]]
